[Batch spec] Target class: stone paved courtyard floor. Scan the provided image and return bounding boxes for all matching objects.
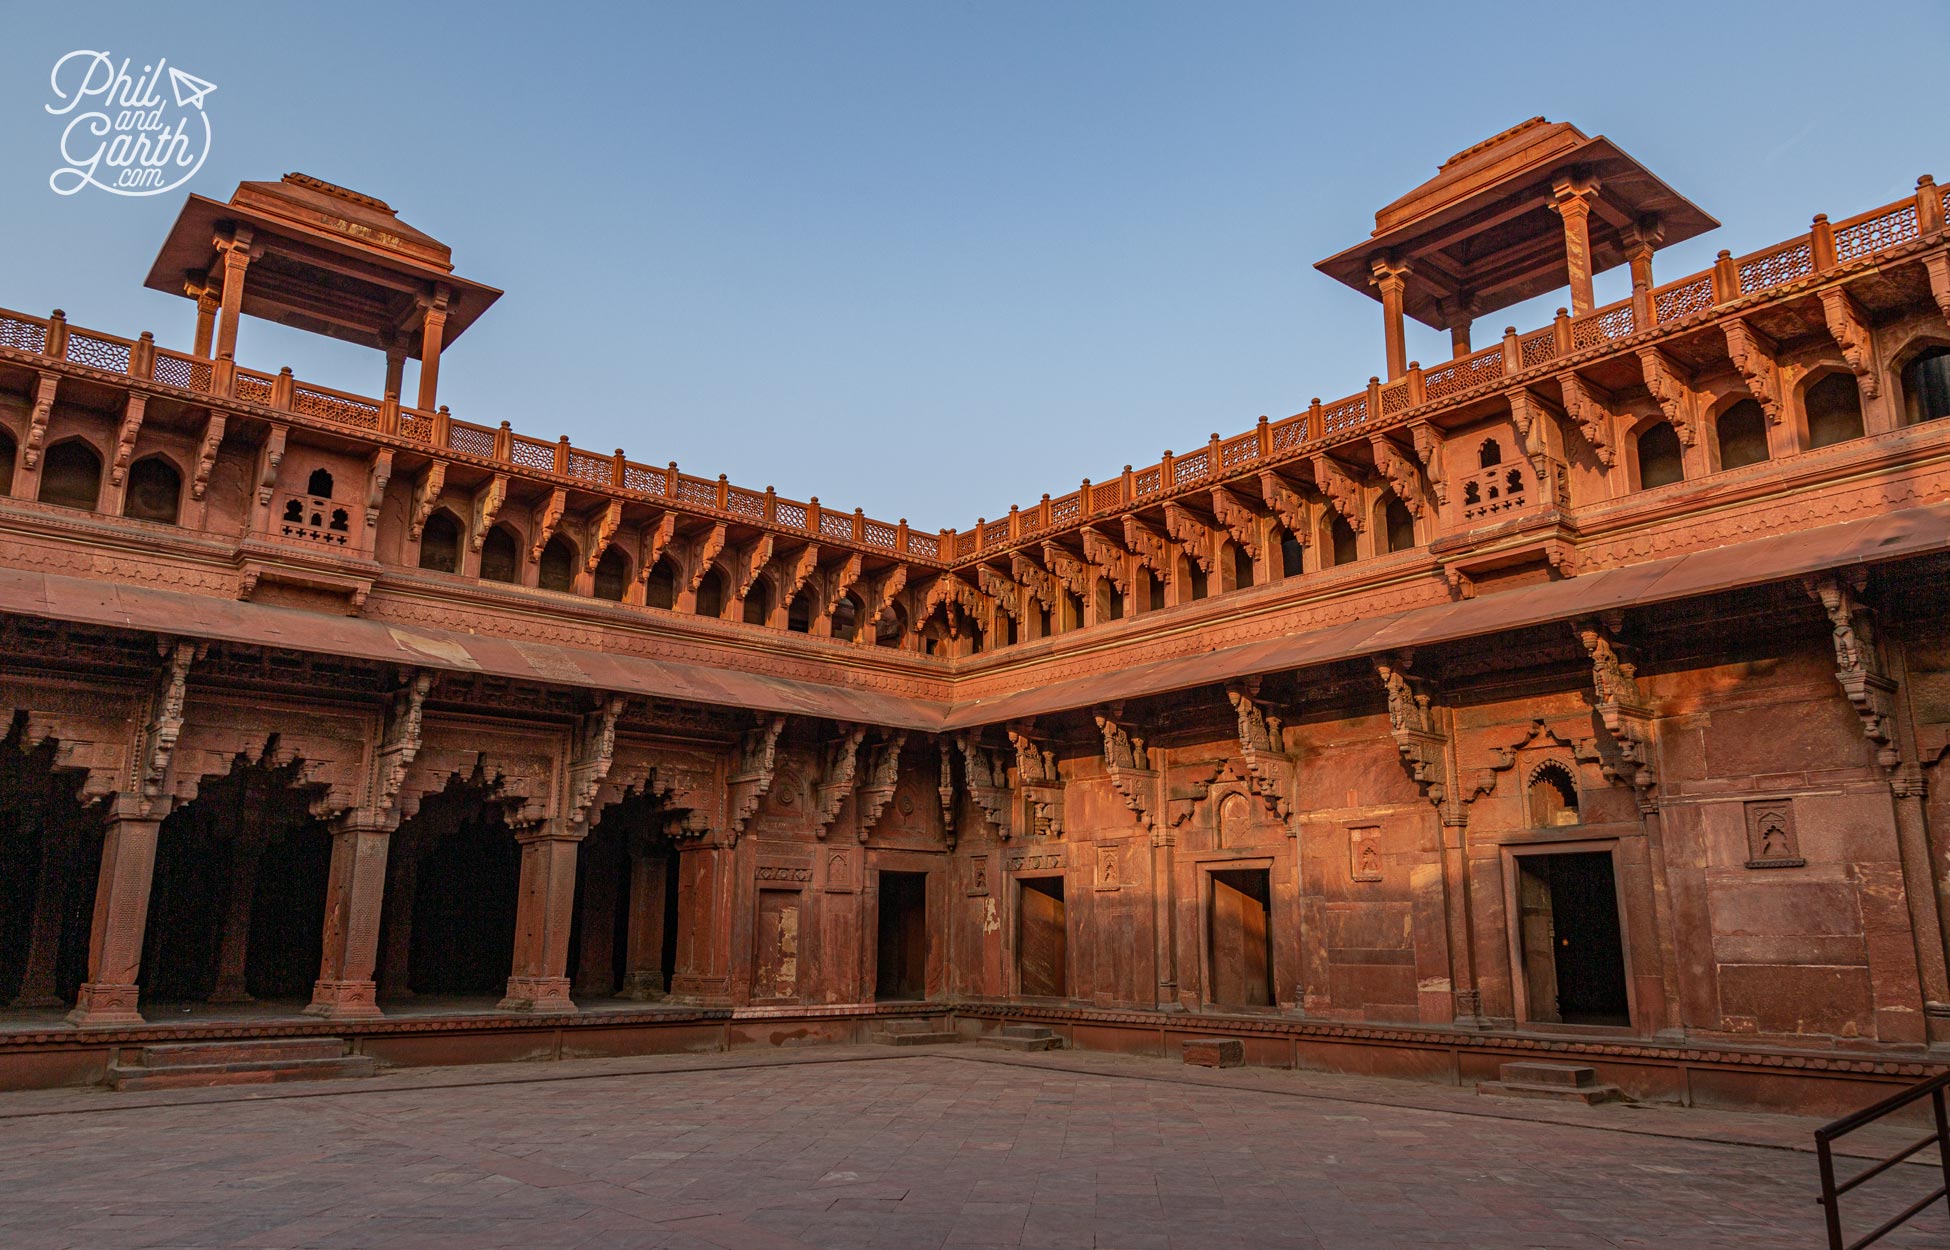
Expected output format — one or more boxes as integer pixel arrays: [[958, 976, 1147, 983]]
[[0, 1047, 1945, 1249]]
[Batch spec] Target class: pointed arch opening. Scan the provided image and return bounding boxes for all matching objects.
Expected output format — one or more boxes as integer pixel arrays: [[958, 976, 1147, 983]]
[[124, 455, 182, 524], [787, 589, 814, 633], [592, 547, 630, 601], [742, 577, 773, 625], [1804, 373, 1865, 449], [418, 510, 463, 573], [875, 600, 907, 648], [832, 591, 863, 642], [0, 716, 104, 1009], [644, 556, 677, 609], [538, 535, 578, 593], [0, 427, 16, 496], [1902, 345, 1950, 425], [1381, 494, 1415, 553], [479, 525, 521, 584], [1635, 421, 1684, 489], [1325, 513, 1358, 566], [1527, 761, 1580, 828], [38, 440, 101, 512], [1715, 399, 1769, 471]]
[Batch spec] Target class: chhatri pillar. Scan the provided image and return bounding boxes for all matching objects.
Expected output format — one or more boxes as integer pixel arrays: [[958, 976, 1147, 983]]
[[381, 332, 409, 403], [416, 284, 452, 413], [1369, 256, 1413, 382], [67, 796, 166, 1027], [186, 279, 220, 359], [1442, 291, 1478, 359], [1625, 215, 1663, 327], [211, 225, 256, 364], [1551, 174, 1602, 316]]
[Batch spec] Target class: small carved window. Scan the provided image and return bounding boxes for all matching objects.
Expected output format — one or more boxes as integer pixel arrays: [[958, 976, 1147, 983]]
[[644, 557, 677, 609], [282, 498, 303, 523], [694, 567, 725, 618], [328, 507, 349, 533], [1478, 438, 1502, 468], [1745, 799, 1804, 868], [1902, 347, 1950, 425], [306, 468, 334, 498], [787, 589, 813, 633], [1716, 399, 1770, 470], [743, 578, 772, 625], [1527, 761, 1579, 827], [1463, 481, 1481, 506], [1505, 468, 1524, 494], [1805, 373, 1865, 449], [832, 591, 861, 642], [0, 428, 16, 496]]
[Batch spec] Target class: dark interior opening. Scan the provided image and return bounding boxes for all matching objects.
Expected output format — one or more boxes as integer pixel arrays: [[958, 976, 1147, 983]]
[[1016, 876, 1067, 997], [479, 525, 520, 583], [1328, 514, 1358, 566], [390, 779, 520, 996], [592, 547, 629, 601], [538, 535, 576, 592], [1280, 531, 1304, 578], [0, 716, 103, 1007], [1636, 422, 1685, 488], [1804, 373, 1865, 449], [1208, 867, 1273, 1008], [1903, 347, 1950, 424], [1382, 494, 1415, 552], [418, 511, 461, 572], [1716, 399, 1770, 470], [569, 790, 678, 1000], [1516, 851, 1629, 1027], [875, 870, 928, 1001]]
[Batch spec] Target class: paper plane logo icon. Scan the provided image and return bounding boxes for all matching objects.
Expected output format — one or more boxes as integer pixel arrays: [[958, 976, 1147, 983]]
[[168, 67, 217, 110]]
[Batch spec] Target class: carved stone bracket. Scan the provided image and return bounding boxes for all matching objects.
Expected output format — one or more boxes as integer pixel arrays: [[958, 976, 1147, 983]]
[[130, 638, 202, 818], [726, 714, 787, 844], [1121, 515, 1176, 580], [955, 733, 1013, 838], [408, 462, 447, 541], [855, 729, 907, 841], [729, 533, 776, 601], [1225, 679, 1295, 825], [1557, 372, 1615, 466], [529, 488, 566, 561], [1375, 653, 1449, 811], [192, 413, 227, 500], [1805, 572, 1902, 771], [1311, 454, 1364, 530], [1095, 709, 1159, 830], [1040, 545, 1093, 601], [1925, 253, 1950, 328], [1080, 526, 1133, 595], [781, 543, 819, 603], [253, 425, 287, 512], [1258, 470, 1310, 538], [1006, 723, 1064, 837], [470, 475, 507, 551], [1409, 422, 1448, 507], [937, 738, 959, 845], [865, 564, 908, 634], [1162, 502, 1220, 573], [635, 512, 676, 579], [1371, 438, 1427, 519], [977, 564, 1022, 624], [587, 499, 625, 573], [111, 393, 147, 486], [364, 449, 393, 534], [369, 669, 433, 823], [1207, 486, 1265, 561], [812, 723, 866, 838], [1719, 320, 1783, 425], [565, 696, 626, 829], [1819, 289, 1881, 399], [1010, 552, 1059, 613], [1574, 619, 1658, 801], [23, 372, 58, 470]]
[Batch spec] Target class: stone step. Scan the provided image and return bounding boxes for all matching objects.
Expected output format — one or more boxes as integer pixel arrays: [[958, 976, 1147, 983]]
[[984, 1026, 1061, 1051], [869, 1021, 959, 1046], [1182, 1038, 1245, 1068], [1494, 1061, 1603, 1088], [138, 1038, 349, 1068], [108, 1053, 377, 1092]]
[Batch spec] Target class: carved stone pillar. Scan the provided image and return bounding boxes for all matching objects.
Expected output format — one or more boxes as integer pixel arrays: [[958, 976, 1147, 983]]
[[212, 228, 254, 365], [1551, 176, 1601, 315], [416, 285, 451, 413], [67, 799, 164, 1027], [1625, 216, 1662, 327], [208, 839, 267, 1003], [306, 817, 393, 1020], [498, 823, 583, 1013], [188, 282, 220, 359], [382, 334, 408, 402], [1370, 256, 1413, 381], [618, 844, 670, 1000]]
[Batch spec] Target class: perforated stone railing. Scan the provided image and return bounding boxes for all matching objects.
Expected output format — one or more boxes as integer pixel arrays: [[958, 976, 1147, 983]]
[[1, 178, 1943, 574], [941, 177, 1949, 560]]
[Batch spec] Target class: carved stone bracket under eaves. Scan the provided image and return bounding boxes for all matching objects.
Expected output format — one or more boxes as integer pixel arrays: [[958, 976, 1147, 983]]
[[130, 637, 203, 819], [1374, 653, 1450, 814], [955, 733, 1013, 838], [1805, 573, 1902, 771], [854, 729, 907, 842], [1094, 709, 1160, 834], [1006, 723, 1064, 837], [564, 695, 627, 831], [812, 723, 867, 839], [1225, 679, 1296, 828], [726, 714, 787, 845], [1574, 619, 1658, 803]]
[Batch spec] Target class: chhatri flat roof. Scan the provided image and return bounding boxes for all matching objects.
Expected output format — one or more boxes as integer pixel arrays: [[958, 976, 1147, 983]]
[[1314, 119, 1719, 330], [143, 174, 501, 357]]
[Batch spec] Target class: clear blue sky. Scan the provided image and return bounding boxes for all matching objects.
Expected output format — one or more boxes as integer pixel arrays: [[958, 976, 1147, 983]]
[[2, 1, 1944, 530]]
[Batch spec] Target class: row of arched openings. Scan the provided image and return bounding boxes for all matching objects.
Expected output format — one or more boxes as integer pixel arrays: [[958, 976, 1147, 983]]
[[0, 434, 183, 523]]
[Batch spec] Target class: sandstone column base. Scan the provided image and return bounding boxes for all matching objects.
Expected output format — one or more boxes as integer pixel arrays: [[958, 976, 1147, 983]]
[[498, 976, 577, 1014], [616, 971, 666, 1001], [305, 980, 385, 1021], [67, 982, 145, 1028]]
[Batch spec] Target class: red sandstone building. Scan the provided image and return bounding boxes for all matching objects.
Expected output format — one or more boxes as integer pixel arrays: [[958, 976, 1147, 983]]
[[3, 119, 1949, 1112]]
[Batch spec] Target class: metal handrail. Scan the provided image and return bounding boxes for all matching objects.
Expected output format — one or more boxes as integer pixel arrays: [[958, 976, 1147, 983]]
[[1814, 1070, 1950, 1249]]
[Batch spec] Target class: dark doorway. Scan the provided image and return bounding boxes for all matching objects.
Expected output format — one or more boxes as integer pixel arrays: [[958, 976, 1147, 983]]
[[0, 717, 103, 1007], [875, 870, 928, 1001], [396, 782, 520, 996], [1017, 876, 1067, 997], [1208, 867, 1273, 1008], [1516, 851, 1629, 1027]]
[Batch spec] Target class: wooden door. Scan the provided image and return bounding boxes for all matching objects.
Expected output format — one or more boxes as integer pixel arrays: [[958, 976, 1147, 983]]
[[1017, 880, 1067, 997], [1208, 870, 1272, 1007], [1517, 860, 1560, 1023], [752, 889, 800, 1001]]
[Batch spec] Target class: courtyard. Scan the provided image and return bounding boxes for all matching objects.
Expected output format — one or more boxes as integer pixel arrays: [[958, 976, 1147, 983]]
[[0, 1047, 1943, 1249]]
